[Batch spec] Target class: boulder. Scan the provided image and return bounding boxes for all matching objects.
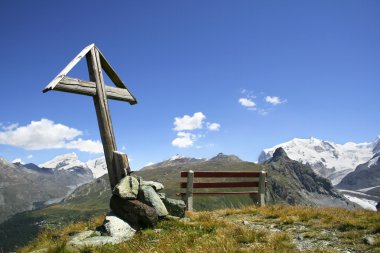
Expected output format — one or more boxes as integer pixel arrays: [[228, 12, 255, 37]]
[[110, 195, 158, 229], [162, 198, 186, 218], [141, 180, 164, 192], [139, 185, 168, 217], [113, 176, 139, 199], [104, 214, 135, 239]]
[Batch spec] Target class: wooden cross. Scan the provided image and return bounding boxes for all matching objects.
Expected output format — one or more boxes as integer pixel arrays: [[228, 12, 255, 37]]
[[43, 44, 137, 189]]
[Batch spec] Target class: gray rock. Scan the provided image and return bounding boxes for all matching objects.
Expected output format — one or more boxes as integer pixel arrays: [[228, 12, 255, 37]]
[[139, 186, 168, 217], [104, 214, 135, 239], [162, 198, 186, 218], [113, 176, 139, 199], [110, 195, 158, 229], [158, 192, 166, 199], [141, 180, 164, 192], [363, 235, 376, 246], [69, 235, 120, 247]]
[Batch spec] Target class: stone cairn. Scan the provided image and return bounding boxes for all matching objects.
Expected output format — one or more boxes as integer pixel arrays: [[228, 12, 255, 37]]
[[67, 176, 186, 248]]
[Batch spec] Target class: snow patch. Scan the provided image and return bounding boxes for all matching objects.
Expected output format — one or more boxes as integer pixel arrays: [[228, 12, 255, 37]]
[[343, 195, 377, 211], [259, 137, 378, 185]]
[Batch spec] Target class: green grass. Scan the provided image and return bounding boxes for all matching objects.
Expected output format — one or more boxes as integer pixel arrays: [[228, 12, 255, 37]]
[[18, 205, 380, 253]]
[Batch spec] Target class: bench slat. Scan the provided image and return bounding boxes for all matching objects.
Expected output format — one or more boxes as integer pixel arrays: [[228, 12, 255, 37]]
[[180, 181, 259, 189], [180, 171, 262, 178], [178, 191, 259, 196]]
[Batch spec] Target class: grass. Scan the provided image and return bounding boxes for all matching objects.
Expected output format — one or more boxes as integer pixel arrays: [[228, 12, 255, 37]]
[[18, 205, 380, 253]]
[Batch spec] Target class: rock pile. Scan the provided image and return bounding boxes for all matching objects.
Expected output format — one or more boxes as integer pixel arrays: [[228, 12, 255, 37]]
[[110, 176, 186, 229], [67, 175, 186, 248]]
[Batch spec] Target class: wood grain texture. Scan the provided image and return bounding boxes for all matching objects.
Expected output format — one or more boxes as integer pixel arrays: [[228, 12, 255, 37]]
[[181, 171, 262, 178], [43, 44, 94, 91], [49, 76, 136, 103], [87, 48, 118, 189], [181, 181, 260, 189]]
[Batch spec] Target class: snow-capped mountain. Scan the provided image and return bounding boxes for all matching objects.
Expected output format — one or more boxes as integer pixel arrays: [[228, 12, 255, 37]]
[[39, 153, 107, 178], [337, 152, 380, 192], [85, 156, 107, 178], [39, 152, 84, 171], [258, 136, 380, 185], [141, 154, 206, 171]]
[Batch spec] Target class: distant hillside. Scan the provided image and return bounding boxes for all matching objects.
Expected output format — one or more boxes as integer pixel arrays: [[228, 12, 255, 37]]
[[0, 157, 93, 223]]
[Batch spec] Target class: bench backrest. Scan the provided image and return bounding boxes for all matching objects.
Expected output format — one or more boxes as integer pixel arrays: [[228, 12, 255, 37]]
[[180, 170, 267, 211]]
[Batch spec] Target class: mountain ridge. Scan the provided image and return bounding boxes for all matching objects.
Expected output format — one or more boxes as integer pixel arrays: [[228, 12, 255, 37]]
[[258, 136, 379, 185]]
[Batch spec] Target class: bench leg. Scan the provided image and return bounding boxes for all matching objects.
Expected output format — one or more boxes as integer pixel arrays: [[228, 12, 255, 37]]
[[186, 170, 194, 211]]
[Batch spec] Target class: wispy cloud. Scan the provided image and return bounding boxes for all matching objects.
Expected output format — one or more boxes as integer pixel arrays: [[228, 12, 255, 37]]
[[0, 119, 103, 153], [239, 89, 287, 115], [265, 96, 287, 105]]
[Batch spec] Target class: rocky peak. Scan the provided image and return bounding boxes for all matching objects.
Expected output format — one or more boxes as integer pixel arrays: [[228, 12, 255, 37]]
[[209, 153, 242, 162], [272, 147, 289, 160]]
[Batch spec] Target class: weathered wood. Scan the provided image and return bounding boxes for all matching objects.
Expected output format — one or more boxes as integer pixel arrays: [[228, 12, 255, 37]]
[[259, 171, 266, 206], [180, 170, 267, 209], [180, 181, 260, 189], [97, 47, 137, 105], [113, 151, 130, 182], [44, 44, 95, 91], [181, 171, 262, 178], [86, 47, 118, 189], [178, 191, 259, 196], [185, 170, 194, 211], [49, 76, 136, 103]]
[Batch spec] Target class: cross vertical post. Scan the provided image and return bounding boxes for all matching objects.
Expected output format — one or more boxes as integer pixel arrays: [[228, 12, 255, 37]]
[[86, 47, 118, 189]]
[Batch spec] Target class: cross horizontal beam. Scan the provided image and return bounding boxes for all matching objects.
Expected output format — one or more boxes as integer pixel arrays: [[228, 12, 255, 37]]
[[43, 76, 137, 104]]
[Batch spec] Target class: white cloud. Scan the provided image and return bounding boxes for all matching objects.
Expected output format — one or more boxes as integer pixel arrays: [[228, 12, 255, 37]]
[[173, 112, 206, 131], [238, 98, 256, 107], [171, 132, 197, 148], [265, 96, 286, 105], [207, 123, 220, 131], [145, 162, 154, 167], [65, 138, 103, 153], [0, 119, 103, 154], [27, 154, 33, 159]]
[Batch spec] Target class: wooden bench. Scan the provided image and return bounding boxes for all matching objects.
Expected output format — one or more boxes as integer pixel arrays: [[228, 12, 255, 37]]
[[179, 170, 267, 211]]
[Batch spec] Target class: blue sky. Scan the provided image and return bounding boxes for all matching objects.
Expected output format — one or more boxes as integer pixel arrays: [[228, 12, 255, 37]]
[[0, 1, 379, 169]]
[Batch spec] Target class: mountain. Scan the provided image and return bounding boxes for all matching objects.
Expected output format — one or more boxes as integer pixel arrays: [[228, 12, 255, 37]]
[[0, 151, 359, 251], [264, 148, 356, 208], [39, 152, 84, 171], [141, 154, 206, 171], [337, 152, 380, 196], [258, 136, 380, 185], [0, 156, 93, 223], [85, 156, 107, 178], [40, 153, 107, 179]]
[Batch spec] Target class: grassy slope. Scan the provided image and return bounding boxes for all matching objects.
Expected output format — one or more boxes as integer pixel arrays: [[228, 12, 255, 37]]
[[19, 205, 380, 253], [0, 160, 262, 252]]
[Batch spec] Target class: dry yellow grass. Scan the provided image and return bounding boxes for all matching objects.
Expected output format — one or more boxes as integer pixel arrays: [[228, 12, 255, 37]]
[[18, 205, 380, 253]]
